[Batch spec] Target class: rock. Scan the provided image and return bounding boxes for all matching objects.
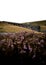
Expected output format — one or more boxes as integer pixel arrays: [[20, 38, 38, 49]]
[[31, 26, 40, 32]]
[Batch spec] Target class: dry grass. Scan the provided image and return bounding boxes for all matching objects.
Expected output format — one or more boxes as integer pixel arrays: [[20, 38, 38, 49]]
[[40, 26, 46, 31], [0, 22, 42, 34], [0, 23, 35, 32]]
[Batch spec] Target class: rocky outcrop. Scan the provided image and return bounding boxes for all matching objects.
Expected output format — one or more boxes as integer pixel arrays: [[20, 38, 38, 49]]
[[31, 26, 40, 32]]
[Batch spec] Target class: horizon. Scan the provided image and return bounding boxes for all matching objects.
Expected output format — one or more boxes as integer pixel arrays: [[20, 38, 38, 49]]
[[0, 20, 46, 23]]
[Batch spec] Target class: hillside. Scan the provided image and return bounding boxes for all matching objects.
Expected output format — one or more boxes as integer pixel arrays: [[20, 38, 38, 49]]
[[0, 22, 40, 34], [24, 20, 46, 25], [0, 21, 46, 64], [23, 20, 46, 32], [0, 20, 46, 33]]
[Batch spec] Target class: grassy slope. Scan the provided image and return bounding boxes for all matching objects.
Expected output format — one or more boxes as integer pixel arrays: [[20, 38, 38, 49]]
[[0, 20, 46, 33], [0, 22, 40, 33]]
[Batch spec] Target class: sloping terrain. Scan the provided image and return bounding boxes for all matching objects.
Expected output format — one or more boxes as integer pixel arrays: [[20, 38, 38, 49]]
[[0, 21, 46, 64], [25, 20, 46, 25], [0, 22, 41, 34], [0, 22, 33, 32], [1, 20, 46, 32], [23, 20, 46, 32]]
